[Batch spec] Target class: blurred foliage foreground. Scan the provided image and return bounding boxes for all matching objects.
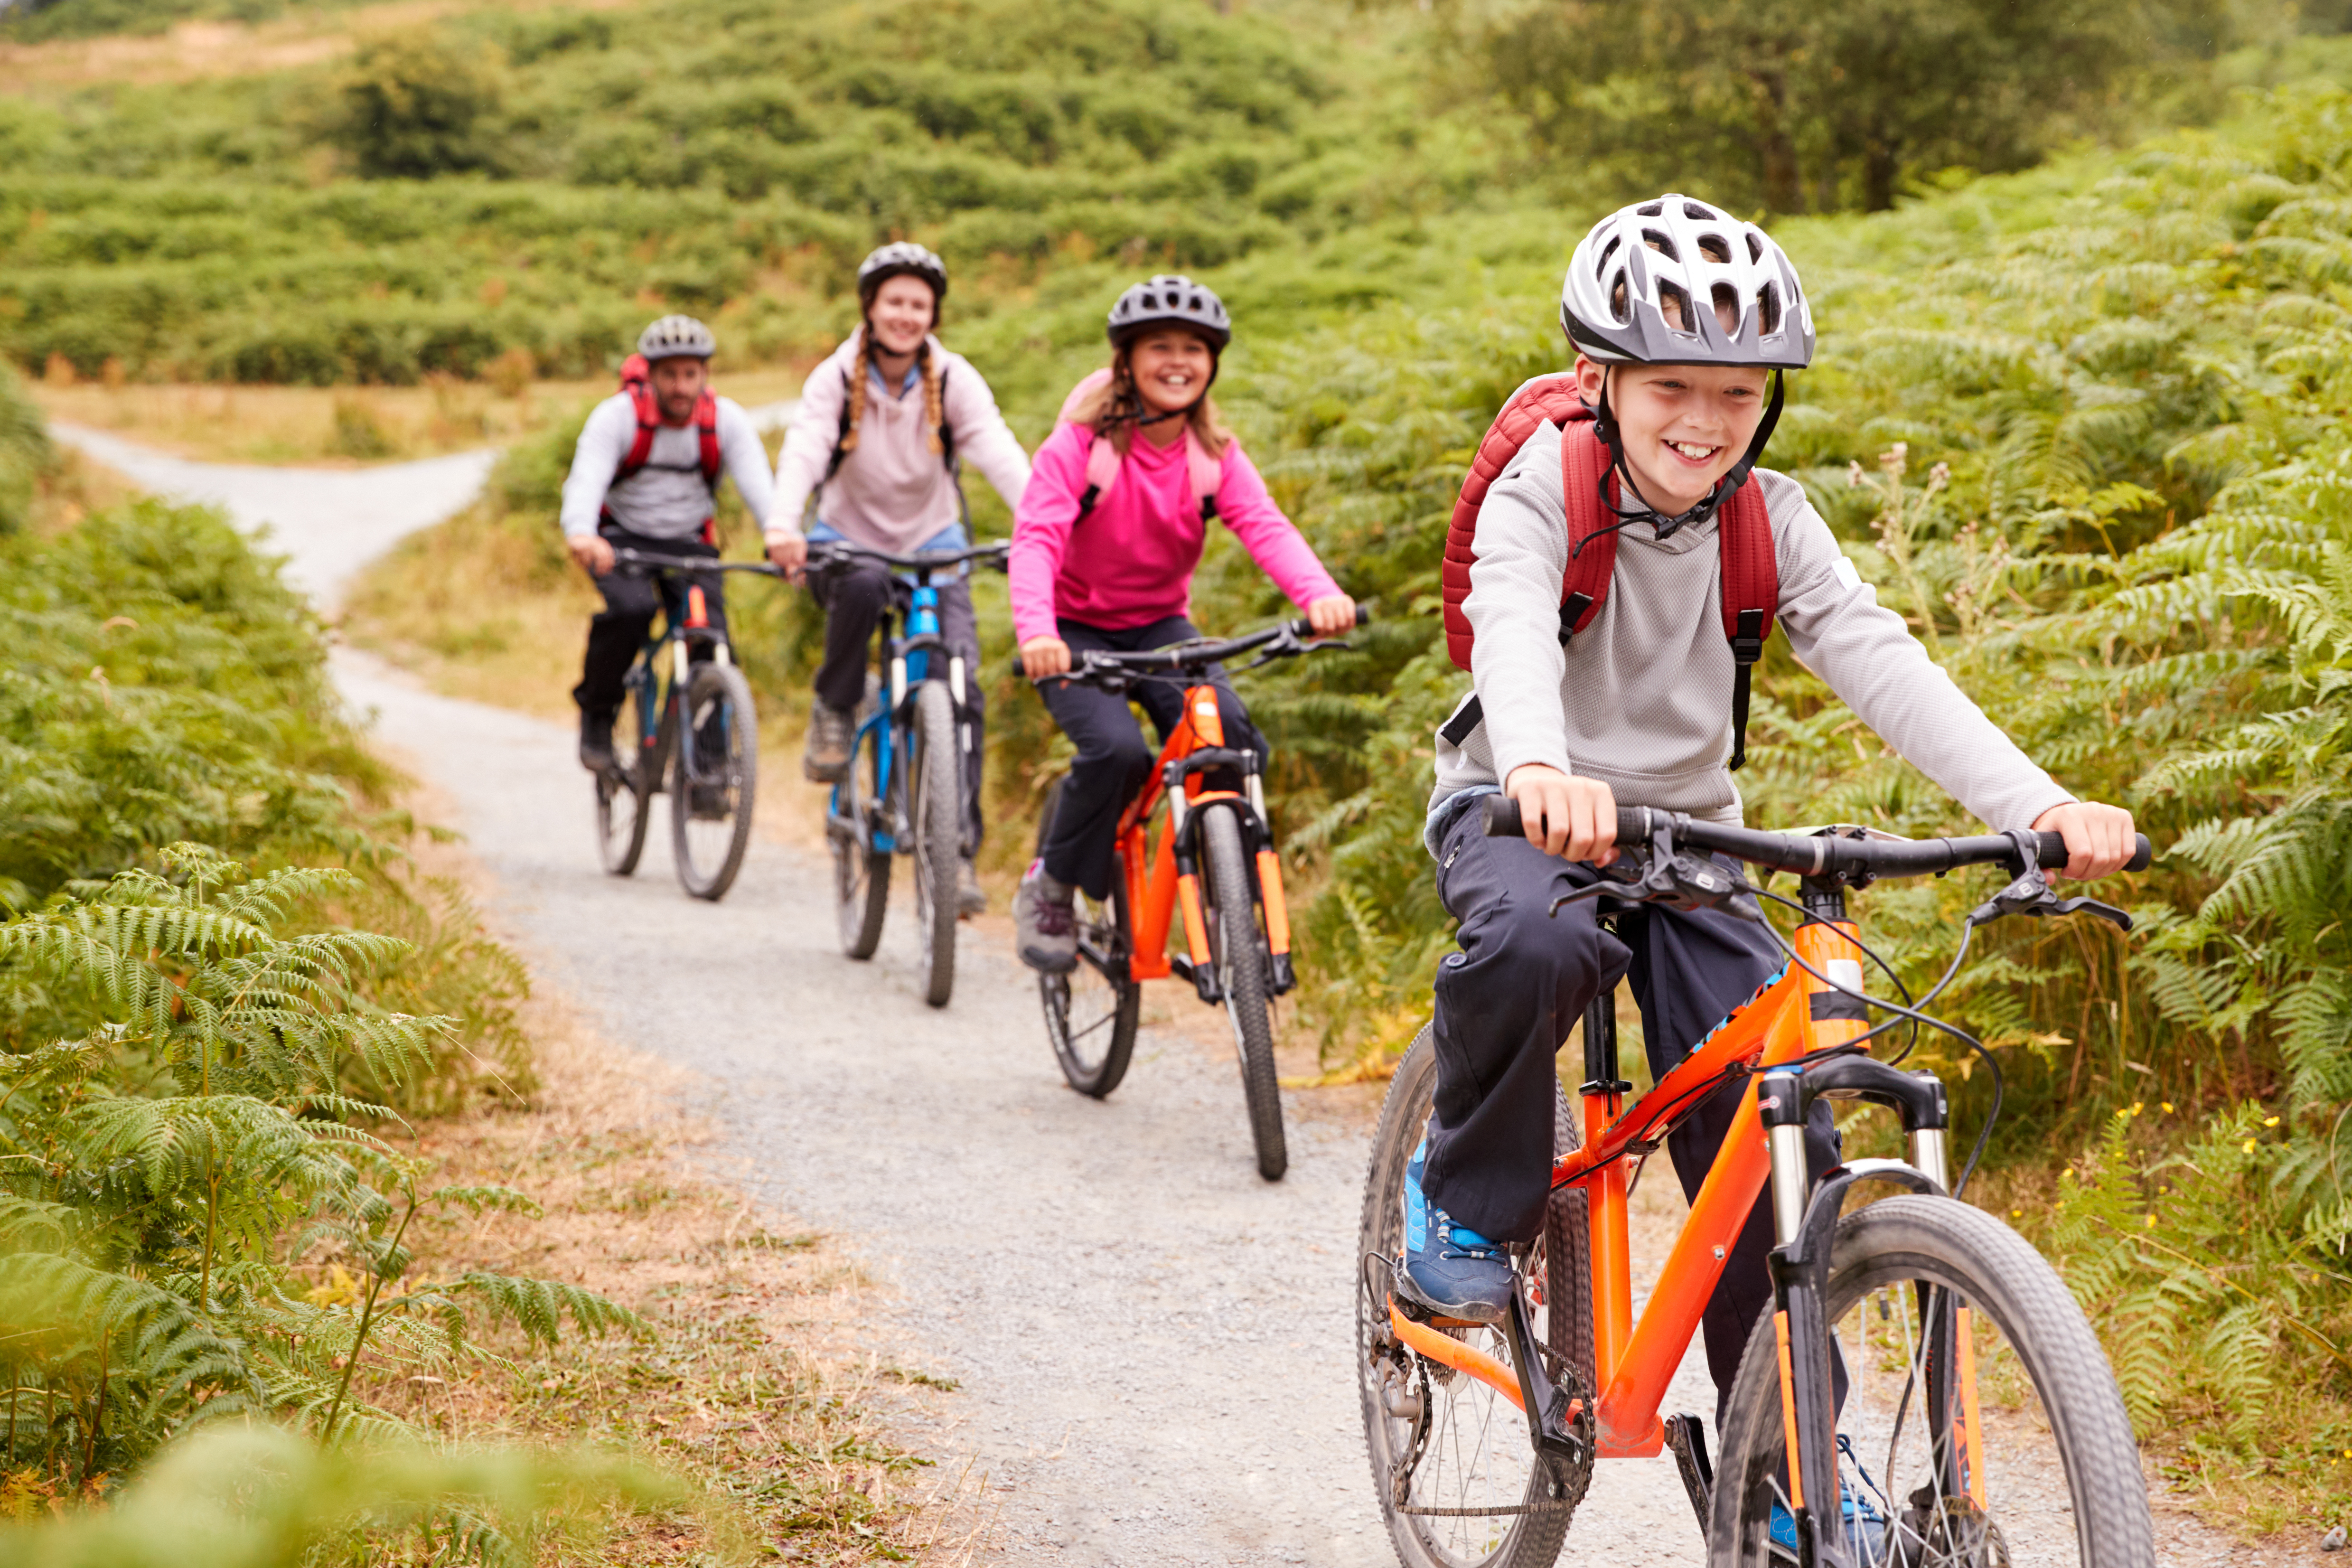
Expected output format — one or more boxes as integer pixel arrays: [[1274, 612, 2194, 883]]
[[1199, 88, 2352, 1521], [0, 365, 661, 1559]]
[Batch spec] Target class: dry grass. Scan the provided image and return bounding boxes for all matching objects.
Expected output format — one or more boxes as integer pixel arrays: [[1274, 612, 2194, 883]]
[[25, 369, 804, 466], [338, 814, 1000, 1565]]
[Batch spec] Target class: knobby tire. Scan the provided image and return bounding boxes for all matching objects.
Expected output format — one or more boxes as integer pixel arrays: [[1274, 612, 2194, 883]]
[[1035, 778, 1140, 1097], [670, 661, 758, 901], [1201, 805, 1284, 1181], [1357, 1028, 1589, 1568], [834, 690, 890, 960], [911, 681, 960, 1008], [596, 673, 653, 877]]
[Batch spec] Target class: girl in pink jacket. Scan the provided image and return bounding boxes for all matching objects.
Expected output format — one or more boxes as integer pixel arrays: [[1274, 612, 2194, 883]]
[[1010, 275, 1354, 973]]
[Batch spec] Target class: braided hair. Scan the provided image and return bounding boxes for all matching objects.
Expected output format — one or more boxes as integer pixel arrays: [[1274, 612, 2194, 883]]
[[836, 326, 945, 459]]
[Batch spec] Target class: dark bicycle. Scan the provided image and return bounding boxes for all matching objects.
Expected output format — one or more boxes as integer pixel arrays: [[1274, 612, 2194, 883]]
[[811, 538, 1007, 1008], [595, 548, 773, 901]]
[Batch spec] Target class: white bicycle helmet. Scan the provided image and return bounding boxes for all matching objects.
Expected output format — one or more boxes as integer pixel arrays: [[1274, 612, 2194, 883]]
[[637, 314, 716, 361], [1106, 274, 1232, 350], [1563, 195, 1814, 369], [858, 241, 948, 304]]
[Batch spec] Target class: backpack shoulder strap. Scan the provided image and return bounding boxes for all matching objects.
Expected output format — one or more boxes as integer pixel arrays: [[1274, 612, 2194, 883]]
[[1555, 413, 1618, 645], [694, 391, 721, 491], [824, 365, 854, 482], [614, 380, 660, 486], [1183, 428, 1222, 523], [1716, 477, 1780, 771], [1441, 374, 1593, 671]]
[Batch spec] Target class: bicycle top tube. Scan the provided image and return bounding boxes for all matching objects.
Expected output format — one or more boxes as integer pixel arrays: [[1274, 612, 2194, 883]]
[[804, 538, 1010, 578], [1481, 797, 2152, 881], [1035, 605, 1373, 691]]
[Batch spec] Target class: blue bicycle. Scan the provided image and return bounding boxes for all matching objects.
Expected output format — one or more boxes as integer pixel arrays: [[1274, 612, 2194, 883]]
[[809, 538, 1007, 1007]]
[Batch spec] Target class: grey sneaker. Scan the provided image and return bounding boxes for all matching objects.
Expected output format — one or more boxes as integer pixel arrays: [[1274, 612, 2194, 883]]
[[803, 700, 854, 783], [957, 857, 987, 919], [578, 706, 617, 772], [1013, 860, 1077, 973]]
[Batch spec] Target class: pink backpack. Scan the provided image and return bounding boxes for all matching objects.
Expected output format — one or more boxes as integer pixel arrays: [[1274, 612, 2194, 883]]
[[1057, 368, 1224, 522]]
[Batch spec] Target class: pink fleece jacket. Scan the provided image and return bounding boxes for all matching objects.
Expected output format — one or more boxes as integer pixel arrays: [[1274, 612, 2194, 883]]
[[1010, 420, 1342, 646]]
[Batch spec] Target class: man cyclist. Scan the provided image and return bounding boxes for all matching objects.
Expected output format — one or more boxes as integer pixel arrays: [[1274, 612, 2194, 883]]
[[1405, 195, 2136, 1539], [562, 315, 776, 771]]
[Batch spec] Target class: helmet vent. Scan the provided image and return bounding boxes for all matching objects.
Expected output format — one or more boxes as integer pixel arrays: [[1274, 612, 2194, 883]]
[[1683, 201, 1717, 221], [1595, 235, 1620, 277], [1711, 282, 1741, 334], [1755, 282, 1782, 337], [1696, 233, 1731, 264], [1640, 228, 1677, 261], [1746, 231, 1764, 263], [1636, 200, 1663, 216], [1608, 271, 1630, 324], [1655, 280, 1694, 335]]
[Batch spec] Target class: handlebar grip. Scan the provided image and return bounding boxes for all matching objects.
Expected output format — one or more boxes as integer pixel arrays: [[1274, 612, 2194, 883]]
[[2033, 830, 2154, 873], [1352, 603, 1373, 628], [1480, 795, 1649, 845]]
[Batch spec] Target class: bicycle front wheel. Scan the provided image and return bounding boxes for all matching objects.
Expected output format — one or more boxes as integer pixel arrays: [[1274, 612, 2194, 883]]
[[1034, 779, 1140, 1097], [909, 680, 960, 1008], [1709, 1194, 2155, 1568], [595, 674, 652, 877], [670, 660, 758, 901], [1200, 805, 1284, 1181], [1357, 1027, 1590, 1568]]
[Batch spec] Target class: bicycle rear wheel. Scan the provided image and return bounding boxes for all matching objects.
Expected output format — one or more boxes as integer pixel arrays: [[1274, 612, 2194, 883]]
[[1034, 779, 1140, 1097], [910, 680, 960, 1008], [1357, 1027, 1591, 1568], [832, 694, 890, 959], [670, 660, 758, 901], [595, 674, 652, 877], [1200, 805, 1285, 1181], [1709, 1194, 2155, 1568]]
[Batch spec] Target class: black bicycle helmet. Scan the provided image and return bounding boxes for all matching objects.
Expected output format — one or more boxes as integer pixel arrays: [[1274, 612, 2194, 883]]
[[1106, 274, 1231, 351], [856, 242, 948, 307]]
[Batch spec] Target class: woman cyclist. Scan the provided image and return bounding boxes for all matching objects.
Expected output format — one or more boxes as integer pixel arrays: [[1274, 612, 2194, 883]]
[[765, 243, 1032, 916], [1009, 275, 1354, 973]]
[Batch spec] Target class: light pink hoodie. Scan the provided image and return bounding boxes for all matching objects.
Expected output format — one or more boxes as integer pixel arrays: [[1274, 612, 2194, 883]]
[[1010, 418, 1341, 646]]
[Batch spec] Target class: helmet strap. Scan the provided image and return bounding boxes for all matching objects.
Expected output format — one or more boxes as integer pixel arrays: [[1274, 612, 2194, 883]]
[[1595, 367, 1785, 540]]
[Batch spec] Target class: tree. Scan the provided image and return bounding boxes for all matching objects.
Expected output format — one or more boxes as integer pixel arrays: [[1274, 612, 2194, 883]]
[[325, 29, 506, 180], [1473, 0, 2232, 213]]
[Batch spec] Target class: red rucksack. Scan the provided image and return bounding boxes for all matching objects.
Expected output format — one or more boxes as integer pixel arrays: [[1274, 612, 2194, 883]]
[[612, 352, 721, 492], [1438, 373, 1780, 770]]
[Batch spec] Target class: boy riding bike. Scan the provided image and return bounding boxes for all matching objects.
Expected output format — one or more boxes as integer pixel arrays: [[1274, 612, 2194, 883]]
[[562, 315, 777, 772], [1406, 196, 2136, 1521], [764, 243, 1032, 916], [1009, 275, 1355, 973]]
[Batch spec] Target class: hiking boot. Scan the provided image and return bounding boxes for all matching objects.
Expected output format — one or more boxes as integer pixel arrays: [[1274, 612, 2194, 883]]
[[578, 707, 618, 772], [957, 857, 987, 919], [803, 700, 854, 783], [1013, 859, 1077, 973], [1396, 1134, 1514, 1324]]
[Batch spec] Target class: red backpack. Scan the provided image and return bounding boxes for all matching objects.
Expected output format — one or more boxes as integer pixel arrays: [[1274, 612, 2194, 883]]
[[611, 352, 721, 492], [1438, 374, 1780, 770]]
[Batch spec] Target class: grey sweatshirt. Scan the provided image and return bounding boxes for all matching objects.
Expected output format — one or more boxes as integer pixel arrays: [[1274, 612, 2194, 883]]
[[559, 393, 777, 541], [1428, 417, 2073, 852]]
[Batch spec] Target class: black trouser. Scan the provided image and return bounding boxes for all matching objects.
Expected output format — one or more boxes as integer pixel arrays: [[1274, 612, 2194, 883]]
[[809, 559, 985, 853], [1423, 801, 1841, 1418], [573, 524, 726, 717], [1037, 616, 1264, 901]]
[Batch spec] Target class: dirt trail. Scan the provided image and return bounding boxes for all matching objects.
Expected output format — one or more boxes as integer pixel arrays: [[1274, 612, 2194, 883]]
[[73, 427, 2290, 1567]]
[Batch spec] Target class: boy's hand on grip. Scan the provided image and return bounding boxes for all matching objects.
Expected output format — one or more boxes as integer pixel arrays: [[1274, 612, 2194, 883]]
[[2032, 800, 2138, 882], [567, 535, 615, 577], [1020, 636, 1072, 678], [1305, 594, 1356, 637], [1504, 764, 1619, 866]]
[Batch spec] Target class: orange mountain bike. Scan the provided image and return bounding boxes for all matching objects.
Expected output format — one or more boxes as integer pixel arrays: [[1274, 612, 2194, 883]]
[[1026, 610, 1365, 1181], [1356, 799, 2157, 1568]]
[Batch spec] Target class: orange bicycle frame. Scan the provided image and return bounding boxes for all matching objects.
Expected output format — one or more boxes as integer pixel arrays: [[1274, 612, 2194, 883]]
[[1108, 680, 1293, 982]]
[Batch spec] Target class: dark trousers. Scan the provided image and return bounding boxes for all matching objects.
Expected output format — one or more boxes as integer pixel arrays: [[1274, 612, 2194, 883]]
[[1423, 802, 1840, 1416], [810, 560, 985, 853], [1037, 616, 1264, 901], [573, 525, 726, 717]]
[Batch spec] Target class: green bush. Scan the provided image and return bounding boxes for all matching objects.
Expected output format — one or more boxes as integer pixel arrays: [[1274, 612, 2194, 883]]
[[324, 30, 508, 180], [0, 361, 52, 534]]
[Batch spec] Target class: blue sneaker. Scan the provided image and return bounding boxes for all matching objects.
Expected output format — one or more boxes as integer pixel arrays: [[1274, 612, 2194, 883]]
[[1767, 1469, 1888, 1560], [1396, 1135, 1515, 1324]]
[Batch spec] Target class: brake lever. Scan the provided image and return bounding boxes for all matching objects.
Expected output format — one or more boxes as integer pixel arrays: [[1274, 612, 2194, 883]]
[[1967, 864, 2134, 932]]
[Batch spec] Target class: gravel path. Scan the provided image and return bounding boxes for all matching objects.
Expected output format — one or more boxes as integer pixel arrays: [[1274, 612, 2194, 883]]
[[71, 424, 2301, 1567]]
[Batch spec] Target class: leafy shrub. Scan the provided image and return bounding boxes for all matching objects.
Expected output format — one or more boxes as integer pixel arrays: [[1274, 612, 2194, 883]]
[[325, 30, 508, 179], [0, 360, 52, 534]]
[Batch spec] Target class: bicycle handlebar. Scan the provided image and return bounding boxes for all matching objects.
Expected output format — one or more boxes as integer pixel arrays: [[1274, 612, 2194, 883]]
[[609, 548, 785, 577], [804, 538, 1010, 574], [1020, 605, 1373, 685], [1478, 795, 2152, 877]]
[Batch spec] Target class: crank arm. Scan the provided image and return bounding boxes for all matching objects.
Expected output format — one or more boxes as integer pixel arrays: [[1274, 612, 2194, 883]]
[[1504, 1287, 1585, 1461]]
